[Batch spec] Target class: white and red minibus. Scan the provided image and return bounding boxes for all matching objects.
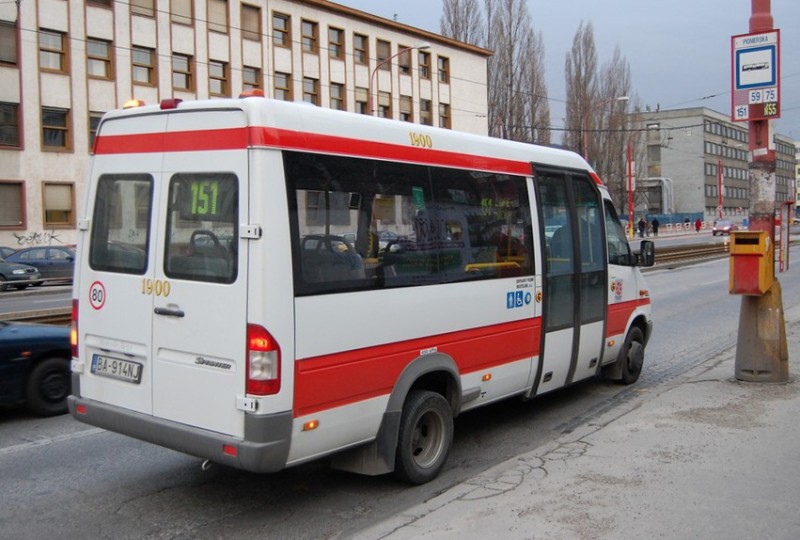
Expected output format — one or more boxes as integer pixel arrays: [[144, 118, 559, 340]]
[[69, 95, 654, 484]]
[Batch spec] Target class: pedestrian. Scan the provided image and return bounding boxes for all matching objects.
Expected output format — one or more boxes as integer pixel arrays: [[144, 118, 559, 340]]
[[652, 218, 659, 237], [646, 220, 652, 237], [695, 218, 702, 233], [638, 217, 646, 238]]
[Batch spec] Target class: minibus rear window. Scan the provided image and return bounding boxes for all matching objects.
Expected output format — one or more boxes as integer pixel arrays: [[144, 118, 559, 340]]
[[89, 174, 152, 275]]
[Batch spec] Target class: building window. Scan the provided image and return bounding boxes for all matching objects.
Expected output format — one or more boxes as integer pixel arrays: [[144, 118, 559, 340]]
[[39, 29, 67, 72], [303, 77, 319, 105], [419, 51, 430, 79], [0, 181, 24, 228], [378, 91, 391, 118], [438, 103, 451, 129], [272, 12, 290, 47], [330, 83, 345, 110], [420, 99, 432, 126], [0, 20, 17, 65], [43, 182, 75, 227], [243, 66, 261, 90], [355, 87, 368, 115], [89, 111, 103, 151], [171, 0, 193, 25], [437, 56, 450, 83], [172, 53, 193, 91], [132, 46, 156, 85], [209, 60, 228, 96], [328, 27, 344, 60], [399, 96, 412, 122], [377, 40, 391, 70], [87, 38, 113, 79], [241, 4, 261, 41], [398, 46, 411, 75], [0, 102, 20, 147], [274, 72, 291, 101], [353, 33, 368, 65], [88, 0, 112, 6], [301, 20, 318, 54], [42, 107, 71, 150], [131, 0, 155, 17], [208, 0, 228, 33]]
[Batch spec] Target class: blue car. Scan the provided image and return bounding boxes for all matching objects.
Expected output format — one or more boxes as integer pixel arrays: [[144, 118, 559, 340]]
[[0, 322, 72, 416]]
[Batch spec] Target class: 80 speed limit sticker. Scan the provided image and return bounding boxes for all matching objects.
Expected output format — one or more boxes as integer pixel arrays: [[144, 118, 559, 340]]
[[89, 281, 106, 310]]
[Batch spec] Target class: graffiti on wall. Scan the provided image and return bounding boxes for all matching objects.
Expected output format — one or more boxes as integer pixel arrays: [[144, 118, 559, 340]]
[[12, 230, 65, 247]]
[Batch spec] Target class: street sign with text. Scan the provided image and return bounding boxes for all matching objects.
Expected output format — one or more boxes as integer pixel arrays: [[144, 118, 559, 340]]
[[731, 30, 780, 122]]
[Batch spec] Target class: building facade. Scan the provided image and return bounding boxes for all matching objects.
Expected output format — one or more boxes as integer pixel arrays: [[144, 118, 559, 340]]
[[636, 107, 796, 223], [0, 0, 491, 248]]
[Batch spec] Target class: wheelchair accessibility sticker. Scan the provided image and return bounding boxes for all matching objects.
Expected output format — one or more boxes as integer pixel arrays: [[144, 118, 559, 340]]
[[507, 290, 532, 309]]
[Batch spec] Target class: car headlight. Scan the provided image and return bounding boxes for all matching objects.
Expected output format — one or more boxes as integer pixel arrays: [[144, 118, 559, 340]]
[[12, 269, 27, 275]]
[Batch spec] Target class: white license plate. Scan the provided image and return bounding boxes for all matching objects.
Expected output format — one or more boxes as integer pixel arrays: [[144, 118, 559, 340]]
[[91, 354, 143, 384]]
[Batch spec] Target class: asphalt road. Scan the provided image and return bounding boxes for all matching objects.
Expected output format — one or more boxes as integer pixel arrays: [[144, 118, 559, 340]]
[[3, 256, 797, 538]]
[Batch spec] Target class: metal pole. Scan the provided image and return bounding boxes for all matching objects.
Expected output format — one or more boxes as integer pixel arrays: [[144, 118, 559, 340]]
[[628, 142, 634, 238], [734, 0, 789, 382], [368, 43, 430, 116]]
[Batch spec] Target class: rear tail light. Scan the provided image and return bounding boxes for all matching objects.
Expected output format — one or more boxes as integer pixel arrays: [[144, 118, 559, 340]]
[[71, 299, 79, 359], [246, 324, 281, 395]]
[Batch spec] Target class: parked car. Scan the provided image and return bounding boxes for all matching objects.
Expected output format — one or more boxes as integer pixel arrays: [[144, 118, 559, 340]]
[[0, 246, 16, 258], [0, 258, 41, 291], [712, 220, 738, 236], [0, 321, 72, 416], [5, 245, 76, 283]]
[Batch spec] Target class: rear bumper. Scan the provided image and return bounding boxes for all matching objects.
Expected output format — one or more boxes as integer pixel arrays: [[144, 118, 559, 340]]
[[67, 395, 292, 473]]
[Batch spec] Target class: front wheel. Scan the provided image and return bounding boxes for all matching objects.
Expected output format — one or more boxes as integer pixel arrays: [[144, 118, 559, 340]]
[[394, 390, 453, 484], [618, 327, 645, 385]]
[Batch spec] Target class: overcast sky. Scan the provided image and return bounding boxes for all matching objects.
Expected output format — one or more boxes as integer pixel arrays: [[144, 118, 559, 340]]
[[335, 0, 800, 144]]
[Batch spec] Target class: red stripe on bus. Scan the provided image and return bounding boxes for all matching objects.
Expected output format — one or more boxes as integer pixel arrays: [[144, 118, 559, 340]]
[[249, 127, 533, 175], [94, 126, 533, 175], [293, 318, 542, 418], [93, 127, 250, 154], [606, 298, 650, 337]]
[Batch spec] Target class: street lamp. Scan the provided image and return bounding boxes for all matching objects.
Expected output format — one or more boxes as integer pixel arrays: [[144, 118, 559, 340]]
[[581, 95, 628, 161], [368, 42, 430, 117]]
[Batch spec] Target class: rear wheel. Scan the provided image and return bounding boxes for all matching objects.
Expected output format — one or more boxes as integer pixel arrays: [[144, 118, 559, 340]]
[[394, 390, 453, 484], [0, 276, 7, 292], [26, 357, 71, 416]]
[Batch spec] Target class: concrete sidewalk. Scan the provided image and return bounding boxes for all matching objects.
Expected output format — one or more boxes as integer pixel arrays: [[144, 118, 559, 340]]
[[355, 309, 800, 540]]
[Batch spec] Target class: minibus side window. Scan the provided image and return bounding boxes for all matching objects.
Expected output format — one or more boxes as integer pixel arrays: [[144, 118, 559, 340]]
[[164, 174, 238, 284], [89, 174, 152, 274], [284, 151, 534, 296], [604, 201, 633, 266]]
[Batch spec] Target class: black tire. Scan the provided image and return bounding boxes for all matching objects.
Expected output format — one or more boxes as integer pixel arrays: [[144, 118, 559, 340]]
[[0, 276, 7, 292], [394, 390, 453, 484], [26, 357, 71, 416], [619, 327, 645, 385]]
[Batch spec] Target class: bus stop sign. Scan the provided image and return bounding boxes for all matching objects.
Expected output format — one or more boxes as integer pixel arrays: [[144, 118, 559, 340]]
[[731, 30, 780, 122]]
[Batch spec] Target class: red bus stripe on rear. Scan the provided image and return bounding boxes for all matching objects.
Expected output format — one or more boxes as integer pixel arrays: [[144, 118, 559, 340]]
[[293, 318, 542, 418]]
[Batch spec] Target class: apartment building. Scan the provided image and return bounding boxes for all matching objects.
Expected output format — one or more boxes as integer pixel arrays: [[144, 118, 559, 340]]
[[636, 107, 796, 222], [0, 0, 491, 248]]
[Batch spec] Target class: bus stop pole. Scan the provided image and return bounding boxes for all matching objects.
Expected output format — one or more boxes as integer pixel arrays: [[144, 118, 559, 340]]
[[734, 0, 789, 382]]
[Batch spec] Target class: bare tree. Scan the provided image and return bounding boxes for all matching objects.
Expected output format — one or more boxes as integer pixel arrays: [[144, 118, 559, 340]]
[[564, 22, 598, 155], [440, 0, 484, 46], [483, 0, 550, 142]]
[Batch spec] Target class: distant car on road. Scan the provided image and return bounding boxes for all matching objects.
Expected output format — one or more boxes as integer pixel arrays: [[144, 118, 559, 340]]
[[0, 246, 16, 258], [0, 321, 72, 416], [712, 220, 738, 236], [0, 258, 41, 291], [5, 245, 76, 284]]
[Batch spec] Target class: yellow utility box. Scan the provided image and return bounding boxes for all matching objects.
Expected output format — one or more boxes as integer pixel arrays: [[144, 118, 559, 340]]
[[729, 231, 773, 295]]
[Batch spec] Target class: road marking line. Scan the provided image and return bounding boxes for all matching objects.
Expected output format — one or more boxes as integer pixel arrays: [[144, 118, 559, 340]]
[[0, 427, 105, 457], [699, 278, 727, 286]]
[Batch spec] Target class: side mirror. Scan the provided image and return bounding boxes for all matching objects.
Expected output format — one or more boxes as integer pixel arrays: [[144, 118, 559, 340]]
[[638, 240, 655, 267]]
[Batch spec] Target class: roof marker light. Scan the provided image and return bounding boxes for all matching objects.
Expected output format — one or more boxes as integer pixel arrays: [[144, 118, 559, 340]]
[[160, 98, 183, 110], [239, 89, 265, 98], [122, 99, 145, 109]]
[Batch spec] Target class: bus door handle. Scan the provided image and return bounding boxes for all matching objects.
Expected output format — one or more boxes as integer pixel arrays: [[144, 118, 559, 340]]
[[154, 306, 185, 318]]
